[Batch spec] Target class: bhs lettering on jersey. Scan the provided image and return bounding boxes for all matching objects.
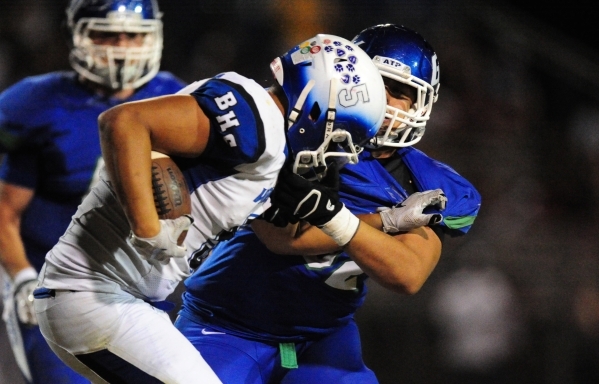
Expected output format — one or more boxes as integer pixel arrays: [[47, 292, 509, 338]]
[[214, 91, 239, 148]]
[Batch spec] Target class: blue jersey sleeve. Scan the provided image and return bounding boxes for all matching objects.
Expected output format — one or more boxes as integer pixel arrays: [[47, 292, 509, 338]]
[[0, 76, 56, 153], [400, 147, 481, 234], [339, 148, 481, 236], [190, 75, 266, 168], [0, 75, 62, 188]]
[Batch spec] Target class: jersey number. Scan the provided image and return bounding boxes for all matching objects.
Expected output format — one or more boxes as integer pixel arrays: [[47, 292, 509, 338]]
[[303, 253, 364, 291]]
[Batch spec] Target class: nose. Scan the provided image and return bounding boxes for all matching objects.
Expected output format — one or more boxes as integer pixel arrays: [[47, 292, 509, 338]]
[[114, 33, 133, 47]]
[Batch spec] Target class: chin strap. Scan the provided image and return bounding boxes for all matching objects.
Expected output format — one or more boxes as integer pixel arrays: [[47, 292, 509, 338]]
[[287, 79, 315, 129], [324, 78, 337, 141]]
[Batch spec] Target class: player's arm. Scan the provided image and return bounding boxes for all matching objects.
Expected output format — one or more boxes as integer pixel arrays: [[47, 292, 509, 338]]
[[98, 94, 210, 238], [343, 221, 441, 294], [259, 165, 446, 294], [0, 181, 39, 325], [0, 181, 35, 279], [252, 214, 440, 295], [252, 211, 383, 256]]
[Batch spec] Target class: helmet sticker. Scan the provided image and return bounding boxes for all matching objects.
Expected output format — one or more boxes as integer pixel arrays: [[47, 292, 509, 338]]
[[291, 49, 312, 65]]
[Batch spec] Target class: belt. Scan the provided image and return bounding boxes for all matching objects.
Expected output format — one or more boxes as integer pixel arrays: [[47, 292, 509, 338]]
[[33, 287, 56, 298]]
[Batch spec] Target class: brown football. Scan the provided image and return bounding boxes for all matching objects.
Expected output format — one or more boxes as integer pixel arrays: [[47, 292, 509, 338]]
[[151, 151, 192, 244]]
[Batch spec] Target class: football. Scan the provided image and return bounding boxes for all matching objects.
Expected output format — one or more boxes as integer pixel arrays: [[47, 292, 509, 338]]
[[151, 151, 192, 244]]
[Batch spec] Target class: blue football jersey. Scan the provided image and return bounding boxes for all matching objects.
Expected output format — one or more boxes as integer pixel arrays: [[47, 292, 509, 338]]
[[181, 148, 481, 342], [0, 71, 185, 272]]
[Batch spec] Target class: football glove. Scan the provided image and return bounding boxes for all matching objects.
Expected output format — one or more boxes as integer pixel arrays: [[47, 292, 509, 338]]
[[269, 163, 342, 226], [5, 267, 39, 326], [378, 189, 447, 233], [267, 163, 360, 246], [260, 203, 297, 228], [129, 215, 192, 265]]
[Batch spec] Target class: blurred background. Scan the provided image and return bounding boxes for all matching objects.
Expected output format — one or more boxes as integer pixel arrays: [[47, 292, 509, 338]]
[[1, 0, 599, 383]]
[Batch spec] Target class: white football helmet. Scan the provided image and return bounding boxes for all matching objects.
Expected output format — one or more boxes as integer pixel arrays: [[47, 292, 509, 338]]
[[271, 34, 386, 179], [66, 0, 163, 90], [353, 24, 440, 148]]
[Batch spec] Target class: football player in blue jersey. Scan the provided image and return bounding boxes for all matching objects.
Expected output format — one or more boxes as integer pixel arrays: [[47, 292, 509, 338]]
[[31, 33, 386, 382], [174, 24, 482, 383], [0, 1, 186, 383]]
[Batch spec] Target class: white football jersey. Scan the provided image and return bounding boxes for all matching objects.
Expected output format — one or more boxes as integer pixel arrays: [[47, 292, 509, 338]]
[[39, 72, 286, 301]]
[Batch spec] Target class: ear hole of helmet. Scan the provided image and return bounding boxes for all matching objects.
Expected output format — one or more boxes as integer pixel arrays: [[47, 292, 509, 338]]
[[309, 102, 321, 122]]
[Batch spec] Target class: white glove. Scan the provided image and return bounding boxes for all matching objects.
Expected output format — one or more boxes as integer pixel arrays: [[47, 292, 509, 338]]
[[379, 189, 447, 233], [129, 215, 193, 265], [11, 267, 39, 326]]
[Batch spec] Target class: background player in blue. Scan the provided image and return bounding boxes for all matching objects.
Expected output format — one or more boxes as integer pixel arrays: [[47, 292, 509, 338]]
[[0, 1, 185, 383], [32, 34, 386, 383], [175, 24, 482, 383]]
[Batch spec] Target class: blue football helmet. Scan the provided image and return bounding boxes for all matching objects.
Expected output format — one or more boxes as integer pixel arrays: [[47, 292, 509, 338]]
[[353, 24, 440, 148], [66, 0, 163, 90], [271, 34, 386, 179]]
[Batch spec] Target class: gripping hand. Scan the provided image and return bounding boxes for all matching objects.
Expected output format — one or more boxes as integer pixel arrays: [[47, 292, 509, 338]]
[[269, 163, 343, 226], [379, 189, 447, 233], [15, 279, 38, 326], [2, 267, 39, 326], [260, 203, 297, 228], [129, 215, 193, 265], [267, 163, 359, 246]]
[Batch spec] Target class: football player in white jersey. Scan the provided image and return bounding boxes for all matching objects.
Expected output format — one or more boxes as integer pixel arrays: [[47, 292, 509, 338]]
[[32, 33, 386, 383]]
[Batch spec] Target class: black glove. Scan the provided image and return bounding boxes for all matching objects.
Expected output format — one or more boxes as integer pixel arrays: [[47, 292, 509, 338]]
[[268, 162, 342, 227], [260, 204, 297, 228]]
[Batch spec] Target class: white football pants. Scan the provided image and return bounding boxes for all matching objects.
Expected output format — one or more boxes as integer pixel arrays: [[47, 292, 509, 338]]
[[34, 290, 221, 384]]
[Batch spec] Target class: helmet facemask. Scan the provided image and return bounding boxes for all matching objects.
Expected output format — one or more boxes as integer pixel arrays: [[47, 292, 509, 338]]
[[293, 129, 362, 181], [368, 55, 439, 148], [70, 11, 162, 90], [287, 77, 362, 180]]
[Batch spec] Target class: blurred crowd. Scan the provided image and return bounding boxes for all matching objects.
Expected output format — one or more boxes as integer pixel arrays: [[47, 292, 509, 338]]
[[1, 0, 598, 383]]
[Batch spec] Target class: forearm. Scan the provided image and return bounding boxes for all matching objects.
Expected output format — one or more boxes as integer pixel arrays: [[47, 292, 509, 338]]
[[344, 223, 441, 294], [252, 219, 340, 255], [0, 183, 35, 278], [0, 222, 31, 279], [99, 106, 160, 237], [356, 212, 383, 231]]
